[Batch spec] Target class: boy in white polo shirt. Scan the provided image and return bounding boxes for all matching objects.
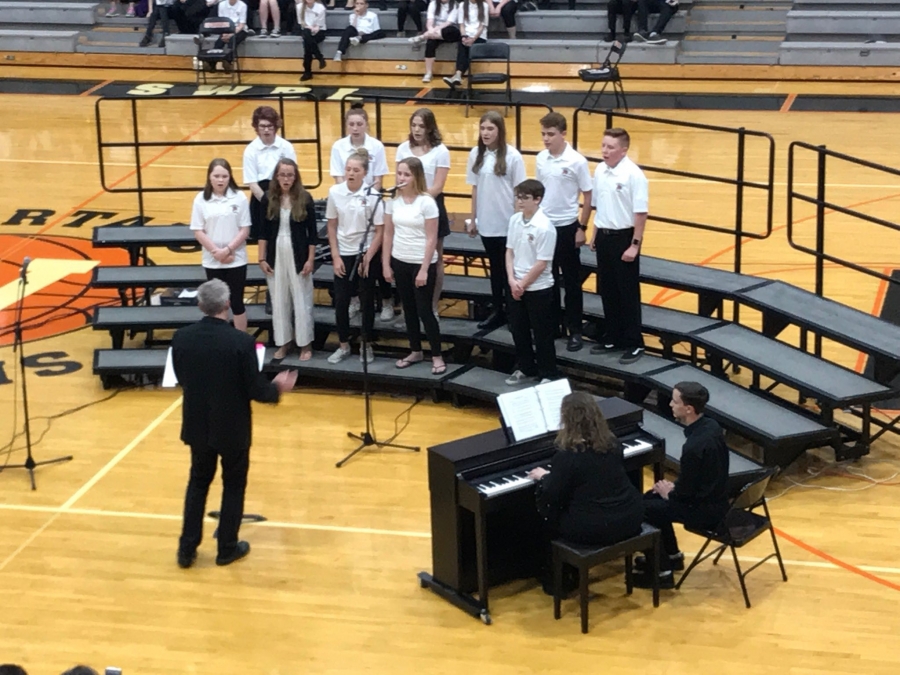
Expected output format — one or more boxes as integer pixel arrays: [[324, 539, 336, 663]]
[[505, 179, 559, 385]]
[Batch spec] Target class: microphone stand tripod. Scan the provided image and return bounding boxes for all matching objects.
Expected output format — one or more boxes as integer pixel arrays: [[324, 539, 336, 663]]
[[2, 263, 73, 489], [337, 185, 421, 468]]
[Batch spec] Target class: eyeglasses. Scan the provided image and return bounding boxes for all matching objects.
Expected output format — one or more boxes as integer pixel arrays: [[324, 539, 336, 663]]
[[257, 123, 275, 130], [515, 195, 535, 201]]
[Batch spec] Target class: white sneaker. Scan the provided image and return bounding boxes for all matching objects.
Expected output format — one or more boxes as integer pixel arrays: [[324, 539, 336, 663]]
[[379, 305, 395, 322], [505, 370, 528, 386], [422, 72, 432, 83], [334, 51, 342, 62], [271, 28, 281, 37], [259, 29, 269, 37], [327, 346, 351, 364], [393, 315, 406, 330], [359, 344, 374, 364], [349, 36, 360, 46], [348, 297, 361, 319], [539, 378, 552, 384]]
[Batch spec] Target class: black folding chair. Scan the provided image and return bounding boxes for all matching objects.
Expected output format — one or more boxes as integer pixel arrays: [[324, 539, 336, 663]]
[[675, 468, 788, 608], [466, 41, 512, 118], [579, 40, 628, 111], [196, 16, 242, 85]]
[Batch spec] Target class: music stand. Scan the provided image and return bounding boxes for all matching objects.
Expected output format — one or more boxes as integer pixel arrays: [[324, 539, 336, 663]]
[[336, 186, 420, 468], [2, 261, 73, 489]]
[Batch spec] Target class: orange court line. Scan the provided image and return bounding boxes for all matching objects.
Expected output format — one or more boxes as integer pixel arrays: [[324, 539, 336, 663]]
[[408, 87, 431, 102], [79, 79, 114, 97], [775, 527, 900, 592], [854, 267, 893, 373], [780, 93, 797, 113], [0, 100, 248, 266]]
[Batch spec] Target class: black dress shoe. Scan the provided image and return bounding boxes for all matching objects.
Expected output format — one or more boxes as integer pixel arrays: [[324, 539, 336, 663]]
[[566, 333, 583, 352], [216, 540, 250, 566], [177, 549, 197, 569], [631, 569, 675, 590], [477, 312, 507, 331], [589, 342, 616, 355], [635, 551, 685, 572]]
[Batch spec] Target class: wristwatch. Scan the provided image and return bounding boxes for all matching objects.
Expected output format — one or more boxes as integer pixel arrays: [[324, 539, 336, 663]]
[[632, 238, 641, 246], [578, 224, 588, 232]]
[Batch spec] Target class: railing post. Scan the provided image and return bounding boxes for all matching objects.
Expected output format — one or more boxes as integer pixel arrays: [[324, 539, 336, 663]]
[[733, 128, 746, 326], [131, 98, 145, 226], [515, 103, 522, 150], [375, 98, 383, 141], [605, 110, 613, 131], [572, 109, 579, 150], [814, 146, 827, 358]]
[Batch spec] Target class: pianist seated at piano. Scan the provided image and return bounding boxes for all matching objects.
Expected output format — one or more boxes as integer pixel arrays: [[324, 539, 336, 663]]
[[526, 391, 645, 592]]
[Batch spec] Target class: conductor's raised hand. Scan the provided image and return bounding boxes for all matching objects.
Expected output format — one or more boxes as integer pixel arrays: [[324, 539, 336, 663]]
[[273, 369, 298, 393], [333, 256, 347, 278]]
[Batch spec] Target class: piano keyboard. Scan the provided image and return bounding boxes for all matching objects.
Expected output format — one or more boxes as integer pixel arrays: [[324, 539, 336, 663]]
[[474, 438, 654, 498]]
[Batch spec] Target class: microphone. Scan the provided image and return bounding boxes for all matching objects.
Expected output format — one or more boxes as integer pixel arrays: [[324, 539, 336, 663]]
[[20, 256, 31, 280], [385, 183, 408, 197], [367, 183, 408, 197]]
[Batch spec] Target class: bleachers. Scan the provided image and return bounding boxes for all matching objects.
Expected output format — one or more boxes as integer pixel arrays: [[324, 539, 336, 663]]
[[780, 0, 900, 65]]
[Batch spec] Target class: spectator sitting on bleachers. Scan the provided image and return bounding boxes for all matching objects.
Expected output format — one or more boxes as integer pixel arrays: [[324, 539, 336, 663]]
[[176, 0, 215, 34], [397, 0, 427, 36], [334, 0, 387, 62], [297, 0, 328, 81], [408, 0, 461, 83], [213, 0, 248, 72], [0, 665, 28, 675], [107, 0, 137, 16], [489, 0, 516, 39], [442, 0, 489, 87], [632, 0, 678, 44], [605, 0, 636, 43], [258, 0, 282, 35], [139, 0, 178, 46]]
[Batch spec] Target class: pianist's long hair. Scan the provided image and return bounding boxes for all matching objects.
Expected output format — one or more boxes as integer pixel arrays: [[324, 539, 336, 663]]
[[556, 392, 617, 453]]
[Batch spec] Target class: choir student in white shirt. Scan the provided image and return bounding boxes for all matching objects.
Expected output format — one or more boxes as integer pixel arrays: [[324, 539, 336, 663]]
[[297, 0, 327, 81], [334, 0, 386, 62], [243, 105, 297, 241], [382, 158, 447, 375], [442, 0, 489, 87], [325, 149, 385, 365], [465, 110, 526, 331], [191, 158, 252, 332], [329, 104, 394, 321], [408, 0, 461, 83], [394, 108, 451, 314], [257, 158, 318, 361]]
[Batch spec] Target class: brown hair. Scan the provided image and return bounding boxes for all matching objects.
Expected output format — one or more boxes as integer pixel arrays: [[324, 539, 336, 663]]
[[540, 111, 567, 133], [463, 0, 485, 23], [604, 127, 630, 149], [397, 157, 428, 195], [409, 108, 443, 148], [345, 147, 371, 174], [202, 158, 240, 201], [251, 105, 281, 130], [674, 381, 709, 415], [515, 179, 545, 201], [555, 391, 618, 453], [472, 110, 508, 177], [345, 101, 369, 127], [265, 158, 309, 222]]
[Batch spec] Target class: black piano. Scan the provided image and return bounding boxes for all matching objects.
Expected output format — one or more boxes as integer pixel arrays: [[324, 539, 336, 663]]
[[417, 397, 665, 624]]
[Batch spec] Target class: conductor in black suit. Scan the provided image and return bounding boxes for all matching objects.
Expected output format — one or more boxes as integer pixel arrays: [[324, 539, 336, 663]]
[[172, 279, 297, 568]]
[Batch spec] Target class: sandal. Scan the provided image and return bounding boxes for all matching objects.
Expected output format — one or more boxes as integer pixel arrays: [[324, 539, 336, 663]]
[[273, 345, 290, 360], [432, 361, 447, 375], [396, 355, 424, 369], [299, 347, 313, 361]]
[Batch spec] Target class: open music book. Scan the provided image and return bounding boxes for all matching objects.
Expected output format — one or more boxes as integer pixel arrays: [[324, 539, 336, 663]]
[[496, 378, 573, 442], [162, 343, 266, 387]]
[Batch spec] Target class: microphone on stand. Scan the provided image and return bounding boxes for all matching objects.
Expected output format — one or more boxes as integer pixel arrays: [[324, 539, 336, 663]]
[[20, 256, 31, 281], [366, 183, 408, 198]]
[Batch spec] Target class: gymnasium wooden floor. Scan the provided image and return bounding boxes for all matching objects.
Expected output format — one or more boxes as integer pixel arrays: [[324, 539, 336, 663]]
[[1, 58, 900, 674]]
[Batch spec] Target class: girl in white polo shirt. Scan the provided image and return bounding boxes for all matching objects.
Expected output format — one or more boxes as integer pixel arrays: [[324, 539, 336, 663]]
[[325, 148, 385, 364], [382, 157, 446, 375], [442, 0, 490, 87], [243, 105, 297, 241], [465, 109, 526, 331], [395, 107, 451, 314], [334, 0, 386, 62], [191, 158, 252, 332]]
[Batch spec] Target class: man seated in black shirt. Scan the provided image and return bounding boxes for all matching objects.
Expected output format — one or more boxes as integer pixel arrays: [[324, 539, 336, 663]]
[[633, 381, 729, 589]]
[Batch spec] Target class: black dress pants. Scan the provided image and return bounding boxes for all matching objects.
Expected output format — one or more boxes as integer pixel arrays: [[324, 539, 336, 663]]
[[334, 253, 376, 342], [595, 228, 643, 349], [144, 4, 174, 37], [393, 257, 441, 354], [425, 25, 461, 57], [337, 26, 387, 54], [480, 234, 507, 314], [552, 220, 583, 335], [397, 0, 427, 31], [179, 443, 250, 558], [607, 0, 636, 34], [643, 492, 727, 570], [455, 36, 486, 73], [301, 28, 326, 73], [508, 286, 558, 380]]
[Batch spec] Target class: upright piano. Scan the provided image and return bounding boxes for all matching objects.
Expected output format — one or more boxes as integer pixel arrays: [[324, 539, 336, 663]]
[[417, 397, 665, 624]]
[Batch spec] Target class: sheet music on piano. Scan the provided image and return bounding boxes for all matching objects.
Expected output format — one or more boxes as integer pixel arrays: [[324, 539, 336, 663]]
[[496, 379, 572, 442]]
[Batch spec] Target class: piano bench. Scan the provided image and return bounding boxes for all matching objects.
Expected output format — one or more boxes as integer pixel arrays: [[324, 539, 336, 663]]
[[551, 522, 661, 634]]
